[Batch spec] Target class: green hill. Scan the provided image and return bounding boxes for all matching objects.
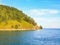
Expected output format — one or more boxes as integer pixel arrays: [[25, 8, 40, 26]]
[[0, 5, 42, 30]]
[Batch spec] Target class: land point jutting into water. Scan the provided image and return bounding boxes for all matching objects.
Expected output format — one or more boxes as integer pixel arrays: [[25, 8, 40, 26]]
[[0, 5, 42, 31]]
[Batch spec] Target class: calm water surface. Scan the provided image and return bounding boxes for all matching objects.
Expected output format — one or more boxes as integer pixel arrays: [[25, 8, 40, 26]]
[[0, 28, 60, 45]]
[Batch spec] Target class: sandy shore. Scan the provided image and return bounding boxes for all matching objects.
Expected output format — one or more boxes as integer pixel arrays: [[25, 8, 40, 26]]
[[0, 29, 38, 31]]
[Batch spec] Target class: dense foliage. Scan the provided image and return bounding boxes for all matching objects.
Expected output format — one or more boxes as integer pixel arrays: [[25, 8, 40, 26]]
[[0, 5, 37, 25]]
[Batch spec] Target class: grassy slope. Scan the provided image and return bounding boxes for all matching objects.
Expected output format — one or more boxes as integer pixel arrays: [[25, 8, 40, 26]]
[[0, 20, 34, 30], [20, 20, 34, 29]]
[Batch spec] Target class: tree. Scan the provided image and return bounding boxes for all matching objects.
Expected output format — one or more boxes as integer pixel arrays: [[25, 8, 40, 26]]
[[39, 25, 43, 29], [15, 25, 18, 29]]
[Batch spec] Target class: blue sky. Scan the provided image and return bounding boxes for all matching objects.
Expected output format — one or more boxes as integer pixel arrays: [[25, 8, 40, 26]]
[[0, 0, 60, 28]]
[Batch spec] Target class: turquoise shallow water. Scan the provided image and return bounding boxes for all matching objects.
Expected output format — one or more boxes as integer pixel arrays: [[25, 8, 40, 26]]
[[0, 28, 60, 45]]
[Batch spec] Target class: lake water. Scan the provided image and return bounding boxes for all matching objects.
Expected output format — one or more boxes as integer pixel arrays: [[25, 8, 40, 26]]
[[0, 28, 60, 45]]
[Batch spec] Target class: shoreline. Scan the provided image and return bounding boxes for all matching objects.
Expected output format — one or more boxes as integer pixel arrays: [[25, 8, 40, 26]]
[[0, 29, 41, 31]]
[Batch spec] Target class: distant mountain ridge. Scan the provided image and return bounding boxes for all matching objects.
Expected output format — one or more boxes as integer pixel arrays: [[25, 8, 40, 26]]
[[0, 5, 42, 30]]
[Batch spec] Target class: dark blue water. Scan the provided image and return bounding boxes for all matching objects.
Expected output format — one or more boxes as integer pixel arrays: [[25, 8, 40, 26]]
[[0, 28, 60, 45]]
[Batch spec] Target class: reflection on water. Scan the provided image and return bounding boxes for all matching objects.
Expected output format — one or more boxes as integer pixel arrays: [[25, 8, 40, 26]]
[[0, 28, 60, 45]]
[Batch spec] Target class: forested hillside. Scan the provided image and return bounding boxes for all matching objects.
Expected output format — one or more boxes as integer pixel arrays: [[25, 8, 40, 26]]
[[0, 5, 42, 30]]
